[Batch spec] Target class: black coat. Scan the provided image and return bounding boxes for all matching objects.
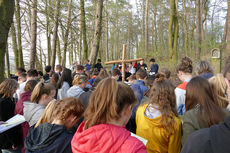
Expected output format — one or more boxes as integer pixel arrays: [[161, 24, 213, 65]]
[[0, 95, 22, 149], [181, 116, 230, 153], [25, 123, 73, 153]]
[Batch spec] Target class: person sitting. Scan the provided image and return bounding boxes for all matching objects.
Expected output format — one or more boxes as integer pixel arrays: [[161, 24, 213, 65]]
[[149, 58, 159, 76], [18, 73, 27, 84], [133, 69, 148, 97], [71, 78, 147, 153], [0, 79, 22, 153], [67, 75, 88, 98], [175, 57, 193, 115], [182, 76, 227, 145], [111, 68, 121, 81], [72, 65, 85, 78], [23, 82, 56, 127], [136, 74, 181, 153], [25, 97, 84, 153], [57, 68, 72, 100], [83, 60, 91, 72], [195, 60, 214, 79], [55, 64, 63, 76], [43, 65, 52, 82], [93, 59, 103, 72], [137, 59, 147, 71]]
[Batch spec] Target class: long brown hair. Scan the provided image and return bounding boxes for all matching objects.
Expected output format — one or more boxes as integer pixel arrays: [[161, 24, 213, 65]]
[[0, 79, 18, 98], [84, 78, 137, 129], [186, 76, 226, 126], [148, 73, 177, 135], [31, 82, 55, 103]]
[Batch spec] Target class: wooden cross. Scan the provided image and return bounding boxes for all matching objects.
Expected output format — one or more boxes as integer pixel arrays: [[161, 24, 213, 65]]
[[105, 44, 143, 82]]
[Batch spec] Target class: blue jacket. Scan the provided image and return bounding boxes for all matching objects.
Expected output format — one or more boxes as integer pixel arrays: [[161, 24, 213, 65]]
[[133, 80, 148, 96], [25, 123, 73, 153]]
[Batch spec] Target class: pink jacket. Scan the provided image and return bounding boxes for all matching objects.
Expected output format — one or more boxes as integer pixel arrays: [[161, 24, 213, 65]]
[[71, 122, 147, 153]]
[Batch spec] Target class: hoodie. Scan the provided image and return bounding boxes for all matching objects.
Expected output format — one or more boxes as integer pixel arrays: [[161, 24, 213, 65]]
[[23, 102, 45, 127], [181, 116, 230, 153], [25, 123, 73, 153], [67, 86, 85, 98], [71, 122, 147, 153]]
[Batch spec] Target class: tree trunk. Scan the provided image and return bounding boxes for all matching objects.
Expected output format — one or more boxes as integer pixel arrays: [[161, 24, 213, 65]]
[[5, 44, 10, 78], [0, 0, 15, 83], [15, 0, 24, 68], [51, 0, 60, 70], [57, 35, 61, 64], [80, 0, 88, 62], [142, 0, 145, 40], [29, 0, 37, 69], [11, 22, 19, 70], [89, 0, 103, 65], [226, 0, 230, 55], [105, 0, 109, 61], [196, 0, 202, 60], [45, 0, 51, 65], [69, 27, 73, 66], [145, 0, 149, 54], [168, 0, 178, 65], [61, 0, 72, 67]]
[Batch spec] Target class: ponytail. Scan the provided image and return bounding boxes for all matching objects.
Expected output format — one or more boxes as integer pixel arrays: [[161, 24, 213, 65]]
[[31, 82, 55, 103]]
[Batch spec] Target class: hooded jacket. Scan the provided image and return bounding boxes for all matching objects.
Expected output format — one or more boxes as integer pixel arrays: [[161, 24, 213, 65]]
[[71, 122, 147, 153], [23, 102, 45, 127], [181, 116, 230, 153], [25, 123, 73, 153], [67, 86, 85, 98]]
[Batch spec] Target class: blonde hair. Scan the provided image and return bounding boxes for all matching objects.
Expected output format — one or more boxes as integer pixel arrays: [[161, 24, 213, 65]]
[[209, 74, 229, 108], [0, 79, 18, 98], [31, 82, 55, 103], [35, 99, 57, 128], [195, 60, 213, 75], [84, 78, 137, 129], [72, 75, 88, 86], [52, 97, 84, 123]]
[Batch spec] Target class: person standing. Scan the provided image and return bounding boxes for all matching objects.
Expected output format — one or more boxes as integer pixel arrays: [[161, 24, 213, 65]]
[[137, 59, 147, 71], [149, 58, 159, 76], [93, 59, 103, 72]]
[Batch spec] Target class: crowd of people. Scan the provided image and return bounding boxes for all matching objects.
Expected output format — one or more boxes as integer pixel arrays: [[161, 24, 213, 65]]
[[0, 57, 230, 153]]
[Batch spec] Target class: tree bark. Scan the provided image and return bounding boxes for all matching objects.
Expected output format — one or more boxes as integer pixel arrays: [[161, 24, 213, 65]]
[[0, 0, 15, 82], [11, 22, 19, 70], [145, 0, 149, 54], [89, 0, 104, 65], [45, 0, 51, 65], [61, 0, 72, 67], [226, 0, 230, 55], [196, 0, 202, 60], [105, 0, 109, 61], [5, 43, 10, 77], [51, 0, 60, 70], [29, 0, 37, 69], [15, 0, 24, 68], [80, 0, 88, 62]]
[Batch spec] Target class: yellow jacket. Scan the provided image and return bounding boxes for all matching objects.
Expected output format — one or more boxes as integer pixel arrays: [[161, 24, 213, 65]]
[[136, 104, 182, 153]]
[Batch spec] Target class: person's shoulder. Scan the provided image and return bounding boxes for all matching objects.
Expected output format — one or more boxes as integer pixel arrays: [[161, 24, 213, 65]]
[[121, 136, 147, 153]]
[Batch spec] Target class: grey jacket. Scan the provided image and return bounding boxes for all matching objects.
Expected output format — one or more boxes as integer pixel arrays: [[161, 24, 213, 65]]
[[23, 102, 45, 127], [67, 85, 84, 98]]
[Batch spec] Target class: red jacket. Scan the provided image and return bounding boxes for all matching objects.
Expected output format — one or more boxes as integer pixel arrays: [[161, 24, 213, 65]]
[[14, 91, 31, 153], [71, 122, 147, 153]]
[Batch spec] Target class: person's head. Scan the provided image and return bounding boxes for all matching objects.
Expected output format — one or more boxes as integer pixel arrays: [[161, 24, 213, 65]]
[[52, 97, 84, 129], [85, 60, 90, 65], [75, 65, 85, 74], [111, 68, 121, 80], [27, 69, 39, 80], [136, 69, 147, 80], [31, 82, 56, 106], [0, 79, 19, 98], [34, 100, 57, 128], [159, 68, 171, 79], [37, 71, 43, 78], [128, 75, 136, 84], [148, 74, 177, 135], [57, 68, 72, 89], [140, 59, 144, 65], [56, 65, 62, 73], [72, 75, 88, 89], [24, 80, 38, 93], [97, 59, 102, 64], [45, 65, 52, 74], [18, 73, 27, 84], [195, 60, 214, 76], [15, 68, 26, 76], [50, 73, 59, 88], [150, 58, 155, 65], [209, 74, 229, 108], [176, 57, 193, 81], [146, 75, 155, 89], [84, 78, 137, 129], [186, 76, 226, 126], [98, 68, 109, 78]]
